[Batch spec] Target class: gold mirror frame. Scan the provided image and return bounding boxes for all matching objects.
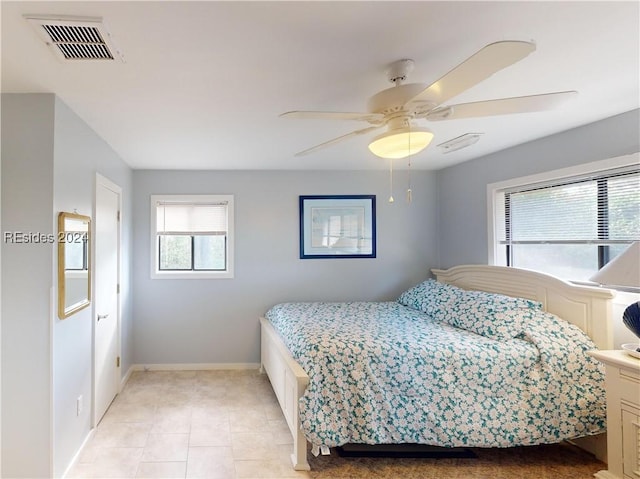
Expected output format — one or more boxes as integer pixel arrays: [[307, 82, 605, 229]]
[[58, 212, 91, 319]]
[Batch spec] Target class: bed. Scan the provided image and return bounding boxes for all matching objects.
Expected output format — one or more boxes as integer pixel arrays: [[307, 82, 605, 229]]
[[259, 265, 615, 470]]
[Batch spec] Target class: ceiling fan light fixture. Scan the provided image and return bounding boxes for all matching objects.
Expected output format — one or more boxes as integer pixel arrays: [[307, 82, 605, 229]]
[[368, 127, 433, 159]]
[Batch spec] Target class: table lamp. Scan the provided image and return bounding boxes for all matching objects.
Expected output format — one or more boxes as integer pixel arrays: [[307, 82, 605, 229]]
[[590, 241, 640, 356]]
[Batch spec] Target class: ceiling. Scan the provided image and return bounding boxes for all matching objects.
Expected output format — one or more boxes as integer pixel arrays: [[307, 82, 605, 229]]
[[2, 1, 638, 171]]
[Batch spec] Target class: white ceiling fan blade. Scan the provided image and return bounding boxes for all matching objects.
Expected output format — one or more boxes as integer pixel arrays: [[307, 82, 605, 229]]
[[426, 91, 578, 121], [294, 125, 382, 157], [280, 110, 385, 124], [408, 41, 536, 108]]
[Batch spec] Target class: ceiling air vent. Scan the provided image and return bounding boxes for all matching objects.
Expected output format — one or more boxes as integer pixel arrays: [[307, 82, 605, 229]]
[[25, 15, 124, 62], [437, 133, 483, 154]]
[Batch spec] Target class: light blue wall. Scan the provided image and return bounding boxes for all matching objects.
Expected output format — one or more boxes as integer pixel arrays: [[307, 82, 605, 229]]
[[52, 97, 133, 477], [436, 109, 640, 268], [1, 94, 55, 479], [1, 93, 133, 478], [132, 169, 438, 364]]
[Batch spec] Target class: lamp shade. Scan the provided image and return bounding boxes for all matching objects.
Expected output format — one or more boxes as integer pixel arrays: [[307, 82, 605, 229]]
[[589, 241, 640, 289], [368, 127, 433, 159]]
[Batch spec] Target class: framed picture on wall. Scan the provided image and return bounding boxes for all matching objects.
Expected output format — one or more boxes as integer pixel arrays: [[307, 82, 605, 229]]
[[299, 195, 376, 259]]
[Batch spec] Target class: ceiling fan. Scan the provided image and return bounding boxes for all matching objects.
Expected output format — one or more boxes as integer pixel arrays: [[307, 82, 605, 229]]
[[281, 41, 577, 159]]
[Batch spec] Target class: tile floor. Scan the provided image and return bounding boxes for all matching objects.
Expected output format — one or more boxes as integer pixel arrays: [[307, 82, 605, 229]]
[[66, 369, 311, 479]]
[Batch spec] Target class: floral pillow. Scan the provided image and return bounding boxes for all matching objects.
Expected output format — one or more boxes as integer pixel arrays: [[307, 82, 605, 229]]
[[443, 290, 543, 341], [397, 279, 464, 321]]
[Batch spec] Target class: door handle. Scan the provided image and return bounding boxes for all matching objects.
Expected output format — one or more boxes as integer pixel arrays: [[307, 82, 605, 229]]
[[97, 313, 109, 321]]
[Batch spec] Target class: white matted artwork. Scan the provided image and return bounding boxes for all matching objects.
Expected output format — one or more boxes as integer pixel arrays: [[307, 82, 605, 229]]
[[299, 195, 376, 259]]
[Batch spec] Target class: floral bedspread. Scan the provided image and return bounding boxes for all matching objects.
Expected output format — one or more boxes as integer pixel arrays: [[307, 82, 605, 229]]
[[265, 301, 605, 449]]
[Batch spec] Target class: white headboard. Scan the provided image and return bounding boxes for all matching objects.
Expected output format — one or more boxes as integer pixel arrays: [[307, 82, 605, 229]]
[[432, 265, 615, 350]]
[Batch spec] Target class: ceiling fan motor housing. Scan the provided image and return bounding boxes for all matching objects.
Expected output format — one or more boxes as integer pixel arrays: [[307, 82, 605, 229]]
[[367, 83, 428, 116]]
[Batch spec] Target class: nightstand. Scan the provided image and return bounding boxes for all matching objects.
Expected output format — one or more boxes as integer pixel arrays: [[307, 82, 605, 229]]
[[588, 350, 640, 479]]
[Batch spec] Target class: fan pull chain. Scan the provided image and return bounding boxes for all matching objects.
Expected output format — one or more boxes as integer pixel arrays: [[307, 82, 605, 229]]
[[388, 158, 394, 203], [406, 161, 413, 203], [406, 125, 413, 204]]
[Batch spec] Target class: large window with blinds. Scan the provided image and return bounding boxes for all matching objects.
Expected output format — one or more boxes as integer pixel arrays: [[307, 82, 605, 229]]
[[151, 195, 234, 279], [493, 164, 639, 282]]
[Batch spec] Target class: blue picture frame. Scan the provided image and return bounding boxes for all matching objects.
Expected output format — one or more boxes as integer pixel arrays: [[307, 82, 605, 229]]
[[299, 195, 376, 259]]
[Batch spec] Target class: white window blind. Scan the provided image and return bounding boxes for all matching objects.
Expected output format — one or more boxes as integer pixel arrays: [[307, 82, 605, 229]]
[[496, 166, 639, 280], [502, 169, 639, 245], [150, 194, 234, 279], [156, 202, 228, 235]]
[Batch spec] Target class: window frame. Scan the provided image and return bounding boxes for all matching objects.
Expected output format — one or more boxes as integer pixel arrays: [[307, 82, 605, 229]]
[[150, 194, 234, 279], [64, 234, 89, 271], [487, 152, 639, 279]]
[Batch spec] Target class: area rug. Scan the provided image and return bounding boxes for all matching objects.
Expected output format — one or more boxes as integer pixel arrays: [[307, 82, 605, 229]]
[[308, 442, 603, 479]]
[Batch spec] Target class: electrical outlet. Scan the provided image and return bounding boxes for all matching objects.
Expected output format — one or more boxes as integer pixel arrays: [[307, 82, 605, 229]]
[[76, 395, 83, 416]]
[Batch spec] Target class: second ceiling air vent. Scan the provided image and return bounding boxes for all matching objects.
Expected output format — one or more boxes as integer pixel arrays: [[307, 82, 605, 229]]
[[24, 14, 124, 62]]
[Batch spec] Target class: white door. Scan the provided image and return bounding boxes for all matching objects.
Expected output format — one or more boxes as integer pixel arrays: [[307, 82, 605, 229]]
[[94, 175, 121, 423]]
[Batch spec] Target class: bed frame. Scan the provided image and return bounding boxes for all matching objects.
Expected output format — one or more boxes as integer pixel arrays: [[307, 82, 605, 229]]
[[259, 264, 615, 470]]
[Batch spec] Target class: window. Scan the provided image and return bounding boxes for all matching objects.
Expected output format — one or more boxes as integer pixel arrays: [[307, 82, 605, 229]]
[[64, 237, 88, 271], [489, 155, 639, 282], [151, 195, 234, 279]]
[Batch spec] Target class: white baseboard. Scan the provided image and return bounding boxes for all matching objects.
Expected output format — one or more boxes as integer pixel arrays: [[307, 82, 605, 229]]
[[120, 364, 135, 391], [62, 427, 95, 478], [130, 362, 261, 372]]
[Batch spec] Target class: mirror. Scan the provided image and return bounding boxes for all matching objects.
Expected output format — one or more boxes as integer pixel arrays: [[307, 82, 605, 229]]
[[58, 212, 91, 319]]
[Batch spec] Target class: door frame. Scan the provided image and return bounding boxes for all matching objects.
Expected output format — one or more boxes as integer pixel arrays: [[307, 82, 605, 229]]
[[92, 173, 122, 427]]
